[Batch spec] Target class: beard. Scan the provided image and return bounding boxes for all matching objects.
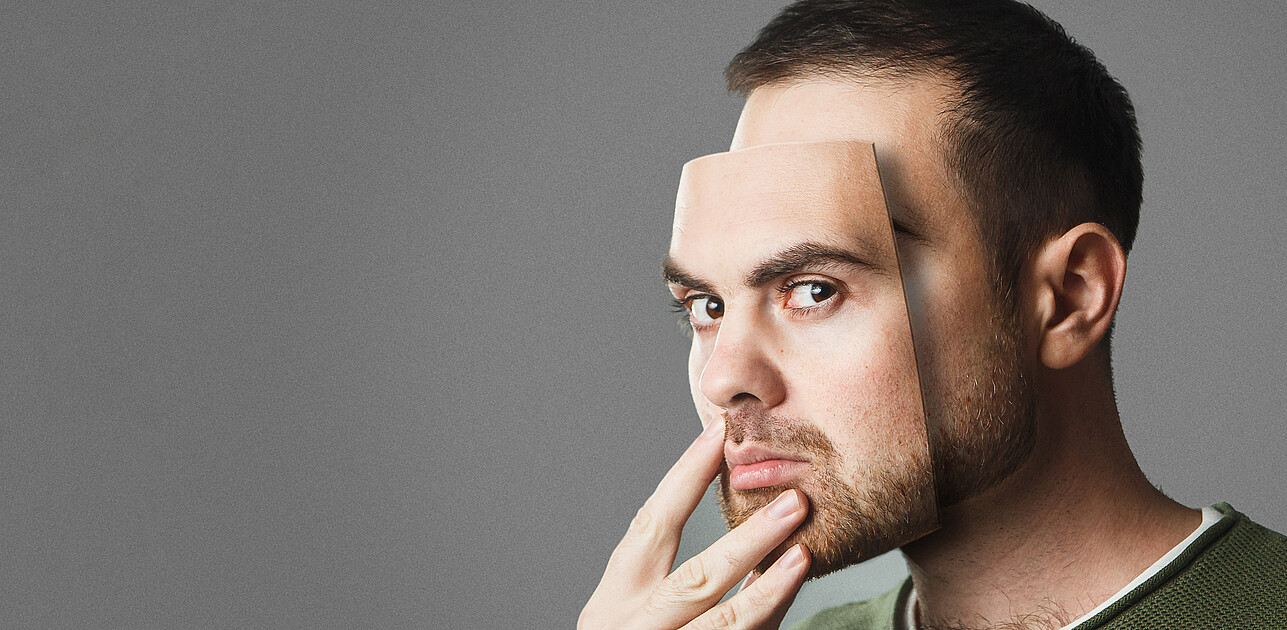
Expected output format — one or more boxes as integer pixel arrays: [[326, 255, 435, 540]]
[[717, 408, 937, 580], [716, 301, 1036, 580], [925, 301, 1038, 508]]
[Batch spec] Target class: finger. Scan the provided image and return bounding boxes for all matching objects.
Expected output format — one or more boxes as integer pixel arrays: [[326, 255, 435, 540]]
[[641, 489, 808, 627], [683, 544, 811, 630], [602, 416, 726, 584]]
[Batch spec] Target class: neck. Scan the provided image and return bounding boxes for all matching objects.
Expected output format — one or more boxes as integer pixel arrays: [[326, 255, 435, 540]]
[[901, 360, 1199, 629]]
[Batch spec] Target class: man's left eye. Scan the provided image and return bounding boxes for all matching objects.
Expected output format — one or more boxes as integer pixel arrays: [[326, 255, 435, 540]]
[[783, 281, 837, 309]]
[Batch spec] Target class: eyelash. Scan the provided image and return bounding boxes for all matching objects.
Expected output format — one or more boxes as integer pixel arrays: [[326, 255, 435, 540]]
[[670, 295, 701, 336], [777, 278, 826, 295], [669, 278, 841, 332], [669, 295, 690, 319], [777, 278, 841, 312]]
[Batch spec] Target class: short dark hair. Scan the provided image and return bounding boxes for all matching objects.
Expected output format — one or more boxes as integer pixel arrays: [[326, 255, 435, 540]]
[[726, 0, 1142, 313]]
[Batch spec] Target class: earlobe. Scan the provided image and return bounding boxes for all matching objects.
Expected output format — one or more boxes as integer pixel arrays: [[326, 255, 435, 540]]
[[1027, 223, 1127, 370]]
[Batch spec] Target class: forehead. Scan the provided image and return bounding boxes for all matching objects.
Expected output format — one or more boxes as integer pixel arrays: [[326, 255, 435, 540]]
[[730, 78, 973, 244], [670, 140, 897, 278], [731, 76, 950, 157]]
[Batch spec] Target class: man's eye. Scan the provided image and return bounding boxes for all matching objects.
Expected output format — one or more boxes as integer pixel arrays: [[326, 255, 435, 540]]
[[783, 281, 837, 309], [688, 296, 724, 325]]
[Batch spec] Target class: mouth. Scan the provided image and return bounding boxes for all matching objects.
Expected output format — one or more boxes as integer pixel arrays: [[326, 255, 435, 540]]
[[724, 442, 812, 491]]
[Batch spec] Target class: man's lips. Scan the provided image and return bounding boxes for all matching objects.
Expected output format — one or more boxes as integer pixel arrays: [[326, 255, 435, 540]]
[[724, 442, 811, 491]]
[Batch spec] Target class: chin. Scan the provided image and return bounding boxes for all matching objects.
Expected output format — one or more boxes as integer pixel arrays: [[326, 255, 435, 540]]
[[719, 471, 937, 581]]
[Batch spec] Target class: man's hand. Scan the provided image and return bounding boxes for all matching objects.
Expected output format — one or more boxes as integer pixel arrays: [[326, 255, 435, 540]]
[[580, 417, 811, 629]]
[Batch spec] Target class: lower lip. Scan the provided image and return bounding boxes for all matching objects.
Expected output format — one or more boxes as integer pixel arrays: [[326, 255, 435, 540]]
[[728, 460, 810, 491]]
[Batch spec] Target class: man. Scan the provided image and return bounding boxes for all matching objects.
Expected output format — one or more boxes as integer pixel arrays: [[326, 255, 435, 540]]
[[581, 1, 1287, 628]]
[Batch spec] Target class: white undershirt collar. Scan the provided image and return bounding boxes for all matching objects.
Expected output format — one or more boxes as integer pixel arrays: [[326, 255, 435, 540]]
[[901, 505, 1222, 630]]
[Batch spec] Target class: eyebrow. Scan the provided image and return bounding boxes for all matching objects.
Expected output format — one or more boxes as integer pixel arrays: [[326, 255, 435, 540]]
[[662, 241, 886, 292], [746, 241, 885, 286], [662, 258, 717, 293]]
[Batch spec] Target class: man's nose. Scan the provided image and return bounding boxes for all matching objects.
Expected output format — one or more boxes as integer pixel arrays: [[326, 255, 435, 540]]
[[697, 315, 786, 409]]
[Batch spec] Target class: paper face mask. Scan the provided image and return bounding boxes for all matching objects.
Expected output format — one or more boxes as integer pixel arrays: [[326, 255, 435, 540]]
[[666, 140, 939, 579]]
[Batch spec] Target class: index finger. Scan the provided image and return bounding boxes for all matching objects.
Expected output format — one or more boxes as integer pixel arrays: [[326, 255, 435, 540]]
[[604, 415, 725, 583]]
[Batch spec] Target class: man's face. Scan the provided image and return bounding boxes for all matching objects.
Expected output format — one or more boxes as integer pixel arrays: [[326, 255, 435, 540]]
[[668, 77, 1038, 578], [666, 141, 937, 579]]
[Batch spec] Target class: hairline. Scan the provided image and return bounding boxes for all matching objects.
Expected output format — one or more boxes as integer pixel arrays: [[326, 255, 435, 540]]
[[736, 68, 1115, 358], [737, 68, 1013, 286]]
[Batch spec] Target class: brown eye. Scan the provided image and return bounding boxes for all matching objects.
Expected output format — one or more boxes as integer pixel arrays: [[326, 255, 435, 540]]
[[784, 282, 836, 309], [688, 296, 724, 325]]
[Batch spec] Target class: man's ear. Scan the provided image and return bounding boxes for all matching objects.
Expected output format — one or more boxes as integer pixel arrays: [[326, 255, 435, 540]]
[[1025, 223, 1127, 370]]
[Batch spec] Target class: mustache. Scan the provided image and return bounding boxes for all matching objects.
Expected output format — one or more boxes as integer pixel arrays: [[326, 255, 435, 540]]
[[723, 409, 839, 462]]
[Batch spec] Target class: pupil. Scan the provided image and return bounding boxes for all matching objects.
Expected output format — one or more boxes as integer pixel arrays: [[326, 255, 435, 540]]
[[810, 284, 833, 300]]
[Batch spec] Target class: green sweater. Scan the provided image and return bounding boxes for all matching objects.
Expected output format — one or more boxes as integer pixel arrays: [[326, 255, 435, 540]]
[[789, 503, 1287, 630]]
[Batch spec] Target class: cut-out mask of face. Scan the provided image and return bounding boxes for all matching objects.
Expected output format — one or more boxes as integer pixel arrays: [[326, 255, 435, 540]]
[[666, 140, 938, 579]]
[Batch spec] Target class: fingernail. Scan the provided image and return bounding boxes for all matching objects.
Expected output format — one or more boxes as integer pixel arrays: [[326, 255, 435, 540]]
[[780, 544, 806, 570], [766, 490, 801, 519]]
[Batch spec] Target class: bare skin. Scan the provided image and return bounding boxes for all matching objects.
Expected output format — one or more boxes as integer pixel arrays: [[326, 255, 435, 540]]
[[731, 78, 1200, 628], [904, 353, 1199, 627], [583, 76, 1199, 629], [578, 415, 813, 629], [581, 141, 927, 630], [902, 227, 1201, 627]]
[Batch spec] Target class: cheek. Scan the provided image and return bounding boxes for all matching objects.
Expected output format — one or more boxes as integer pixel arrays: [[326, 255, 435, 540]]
[[910, 221, 995, 337], [778, 306, 926, 443], [917, 259, 999, 376], [897, 238, 1001, 384]]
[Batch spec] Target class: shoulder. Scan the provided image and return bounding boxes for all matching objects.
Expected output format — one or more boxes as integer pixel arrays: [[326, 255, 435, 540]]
[[1092, 503, 1287, 629], [1181, 503, 1287, 602], [786, 578, 910, 630]]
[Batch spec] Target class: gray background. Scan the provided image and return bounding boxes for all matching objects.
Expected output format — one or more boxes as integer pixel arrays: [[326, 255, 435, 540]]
[[2, 1, 1283, 628]]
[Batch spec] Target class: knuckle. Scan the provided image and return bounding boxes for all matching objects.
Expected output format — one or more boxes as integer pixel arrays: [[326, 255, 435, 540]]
[[670, 554, 712, 594], [577, 604, 602, 630], [576, 606, 595, 630], [626, 504, 665, 543], [703, 603, 741, 629], [577, 603, 621, 630], [740, 582, 773, 609], [718, 546, 742, 572]]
